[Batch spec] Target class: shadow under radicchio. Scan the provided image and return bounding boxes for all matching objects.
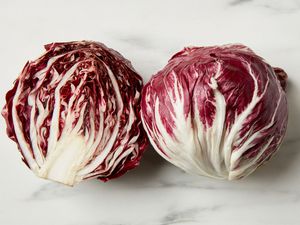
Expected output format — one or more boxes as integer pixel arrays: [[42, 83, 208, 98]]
[[86, 145, 166, 188], [245, 138, 300, 185]]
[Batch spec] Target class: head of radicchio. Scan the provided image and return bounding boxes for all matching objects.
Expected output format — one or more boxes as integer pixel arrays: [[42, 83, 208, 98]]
[[2, 41, 148, 185], [141, 44, 288, 180]]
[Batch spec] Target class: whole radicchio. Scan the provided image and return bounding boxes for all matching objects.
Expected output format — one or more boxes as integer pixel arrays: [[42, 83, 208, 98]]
[[2, 41, 147, 185], [141, 44, 288, 180]]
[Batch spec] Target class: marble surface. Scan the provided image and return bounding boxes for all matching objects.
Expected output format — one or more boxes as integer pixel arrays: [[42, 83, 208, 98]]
[[1, 0, 300, 224]]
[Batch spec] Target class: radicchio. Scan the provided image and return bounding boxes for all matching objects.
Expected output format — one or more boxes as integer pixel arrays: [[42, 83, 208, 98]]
[[2, 41, 147, 185], [141, 44, 288, 180]]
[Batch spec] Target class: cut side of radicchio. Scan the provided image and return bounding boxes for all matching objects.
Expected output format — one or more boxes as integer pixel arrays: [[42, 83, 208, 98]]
[[2, 41, 147, 185], [141, 44, 288, 180]]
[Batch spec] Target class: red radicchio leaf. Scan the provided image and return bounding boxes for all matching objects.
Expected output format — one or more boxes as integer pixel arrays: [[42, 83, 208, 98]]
[[2, 41, 148, 186], [141, 44, 288, 180]]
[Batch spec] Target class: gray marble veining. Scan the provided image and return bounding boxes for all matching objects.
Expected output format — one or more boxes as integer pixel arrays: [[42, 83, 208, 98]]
[[0, 0, 300, 225]]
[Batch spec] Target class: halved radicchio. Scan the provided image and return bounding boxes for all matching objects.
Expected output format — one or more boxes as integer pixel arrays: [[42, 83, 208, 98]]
[[141, 44, 288, 180], [2, 41, 147, 185]]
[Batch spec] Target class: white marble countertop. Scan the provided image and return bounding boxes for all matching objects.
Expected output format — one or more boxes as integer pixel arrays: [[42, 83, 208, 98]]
[[1, 0, 300, 224]]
